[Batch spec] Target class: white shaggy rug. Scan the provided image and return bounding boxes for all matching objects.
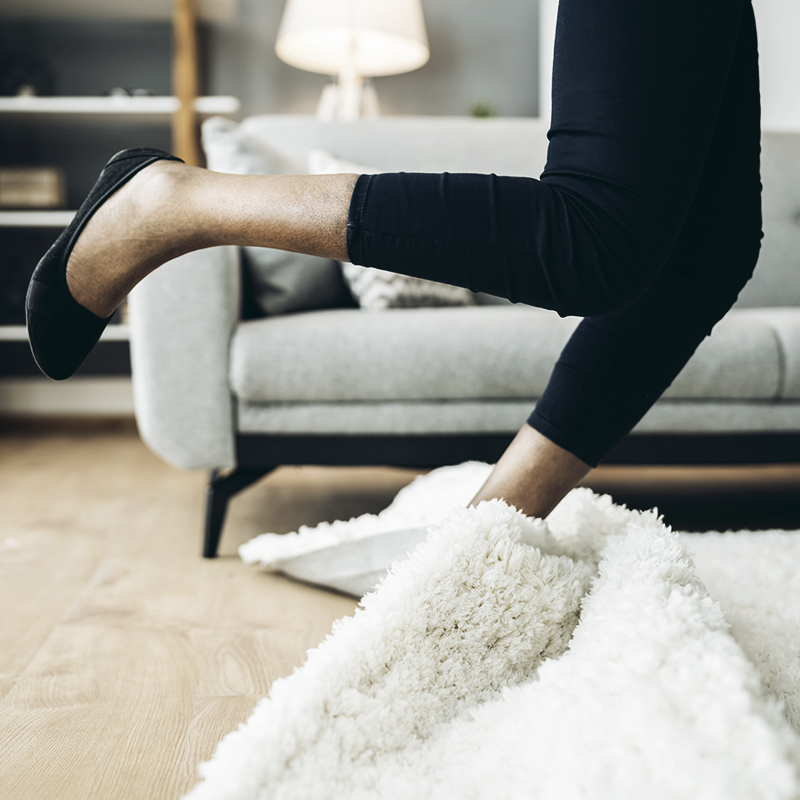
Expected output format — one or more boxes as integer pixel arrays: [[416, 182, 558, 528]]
[[186, 463, 800, 800]]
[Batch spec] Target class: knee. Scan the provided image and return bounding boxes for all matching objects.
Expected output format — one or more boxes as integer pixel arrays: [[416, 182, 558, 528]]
[[552, 249, 664, 318], [528, 188, 670, 318], [556, 226, 762, 320], [569, 275, 656, 318]]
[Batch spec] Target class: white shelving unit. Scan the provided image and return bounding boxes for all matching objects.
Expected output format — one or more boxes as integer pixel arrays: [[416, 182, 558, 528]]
[[0, 95, 239, 123], [0, 1, 239, 415], [0, 324, 130, 342], [0, 0, 237, 23], [0, 95, 240, 230], [0, 99, 240, 342], [0, 210, 76, 227]]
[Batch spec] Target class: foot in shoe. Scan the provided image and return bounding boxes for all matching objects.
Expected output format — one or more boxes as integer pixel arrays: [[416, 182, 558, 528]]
[[26, 147, 186, 381], [65, 159, 196, 318]]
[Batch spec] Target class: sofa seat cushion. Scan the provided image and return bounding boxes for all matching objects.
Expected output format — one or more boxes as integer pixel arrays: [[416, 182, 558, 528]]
[[231, 307, 578, 403], [230, 306, 785, 404]]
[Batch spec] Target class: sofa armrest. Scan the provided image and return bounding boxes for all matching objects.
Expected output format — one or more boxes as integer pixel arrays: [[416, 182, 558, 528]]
[[128, 246, 240, 470]]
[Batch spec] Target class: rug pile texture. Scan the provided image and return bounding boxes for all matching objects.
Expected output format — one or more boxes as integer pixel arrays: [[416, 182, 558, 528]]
[[187, 463, 800, 800]]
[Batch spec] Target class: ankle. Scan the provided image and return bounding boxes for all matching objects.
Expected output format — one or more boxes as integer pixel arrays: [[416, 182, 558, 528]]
[[64, 159, 204, 318], [469, 425, 592, 518]]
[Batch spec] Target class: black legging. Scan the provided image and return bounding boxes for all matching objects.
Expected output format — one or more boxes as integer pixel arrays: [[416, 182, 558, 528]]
[[345, 0, 762, 468]]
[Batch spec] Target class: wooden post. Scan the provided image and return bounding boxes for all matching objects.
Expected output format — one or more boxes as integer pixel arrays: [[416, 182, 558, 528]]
[[172, 0, 201, 166]]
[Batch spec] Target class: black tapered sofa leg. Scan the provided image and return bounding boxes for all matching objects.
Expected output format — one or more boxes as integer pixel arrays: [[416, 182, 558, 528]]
[[203, 466, 276, 558]]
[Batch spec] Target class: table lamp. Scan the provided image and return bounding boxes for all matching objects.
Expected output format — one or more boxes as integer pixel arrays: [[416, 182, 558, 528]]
[[275, 0, 430, 120]]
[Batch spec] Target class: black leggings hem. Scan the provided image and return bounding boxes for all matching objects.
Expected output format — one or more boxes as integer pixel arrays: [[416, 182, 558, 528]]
[[346, 173, 372, 265], [526, 410, 599, 469]]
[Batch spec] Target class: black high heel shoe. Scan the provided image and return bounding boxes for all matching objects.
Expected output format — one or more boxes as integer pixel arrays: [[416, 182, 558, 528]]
[[25, 147, 184, 381]]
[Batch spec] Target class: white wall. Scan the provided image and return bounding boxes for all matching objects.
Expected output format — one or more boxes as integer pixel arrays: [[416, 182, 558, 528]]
[[538, 0, 557, 124], [540, 0, 800, 131], [753, 0, 800, 131]]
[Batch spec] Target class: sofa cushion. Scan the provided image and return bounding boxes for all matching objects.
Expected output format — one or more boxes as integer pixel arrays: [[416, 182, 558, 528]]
[[239, 247, 353, 317], [663, 310, 783, 400], [339, 262, 477, 311], [229, 307, 783, 404], [231, 307, 575, 403]]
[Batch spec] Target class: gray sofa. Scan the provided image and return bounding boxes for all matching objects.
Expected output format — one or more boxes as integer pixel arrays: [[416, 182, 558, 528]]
[[128, 115, 800, 556]]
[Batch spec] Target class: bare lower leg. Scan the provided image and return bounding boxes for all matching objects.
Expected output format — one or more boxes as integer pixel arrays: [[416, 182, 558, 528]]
[[66, 161, 358, 318], [469, 424, 592, 518]]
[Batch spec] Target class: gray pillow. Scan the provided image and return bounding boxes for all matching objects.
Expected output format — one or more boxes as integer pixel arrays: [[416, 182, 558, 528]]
[[201, 117, 348, 317], [242, 248, 352, 317]]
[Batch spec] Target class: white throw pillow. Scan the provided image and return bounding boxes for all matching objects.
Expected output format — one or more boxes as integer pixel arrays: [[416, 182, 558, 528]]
[[200, 119, 349, 316], [308, 149, 476, 311]]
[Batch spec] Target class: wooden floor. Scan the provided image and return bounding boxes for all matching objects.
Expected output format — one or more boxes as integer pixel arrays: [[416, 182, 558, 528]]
[[1, 426, 799, 799]]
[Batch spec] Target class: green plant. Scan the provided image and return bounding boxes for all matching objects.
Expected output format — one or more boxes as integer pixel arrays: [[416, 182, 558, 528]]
[[469, 100, 497, 118]]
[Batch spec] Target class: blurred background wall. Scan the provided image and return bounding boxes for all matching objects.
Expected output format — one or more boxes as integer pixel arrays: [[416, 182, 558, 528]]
[[1, 0, 795, 127], [0, 0, 540, 121], [205, 0, 540, 118]]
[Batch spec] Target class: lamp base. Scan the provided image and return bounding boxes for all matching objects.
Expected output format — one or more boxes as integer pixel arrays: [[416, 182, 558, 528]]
[[317, 76, 380, 121]]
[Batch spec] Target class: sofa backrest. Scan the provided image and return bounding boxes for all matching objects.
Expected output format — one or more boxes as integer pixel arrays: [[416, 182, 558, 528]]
[[749, 132, 800, 307], [237, 115, 800, 308], [239, 114, 551, 176]]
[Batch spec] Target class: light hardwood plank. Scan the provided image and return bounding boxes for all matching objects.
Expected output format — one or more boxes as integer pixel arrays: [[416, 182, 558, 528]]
[[176, 696, 260, 794], [0, 624, 197, 800], [0, 528, 104, 704]]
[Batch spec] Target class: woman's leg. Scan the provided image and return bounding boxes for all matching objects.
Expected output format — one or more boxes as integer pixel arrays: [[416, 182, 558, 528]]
[[469, 425, 592, 517], [57, 0, 757, 522], [70, 0, 745, 321], [66, 171, 358, 318], [473, 0, 762, 514]]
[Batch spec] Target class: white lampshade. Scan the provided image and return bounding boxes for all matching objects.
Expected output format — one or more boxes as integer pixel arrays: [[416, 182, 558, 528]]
[[276, 0, 429, 78]]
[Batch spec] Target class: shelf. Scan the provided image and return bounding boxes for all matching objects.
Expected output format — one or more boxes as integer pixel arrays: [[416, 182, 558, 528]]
[[0, 376, 134, 416], [0, 0, 236, 23], [0, 324, 130, 341], [0, 95, 240, 123], [0, 210, 76, 227]]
